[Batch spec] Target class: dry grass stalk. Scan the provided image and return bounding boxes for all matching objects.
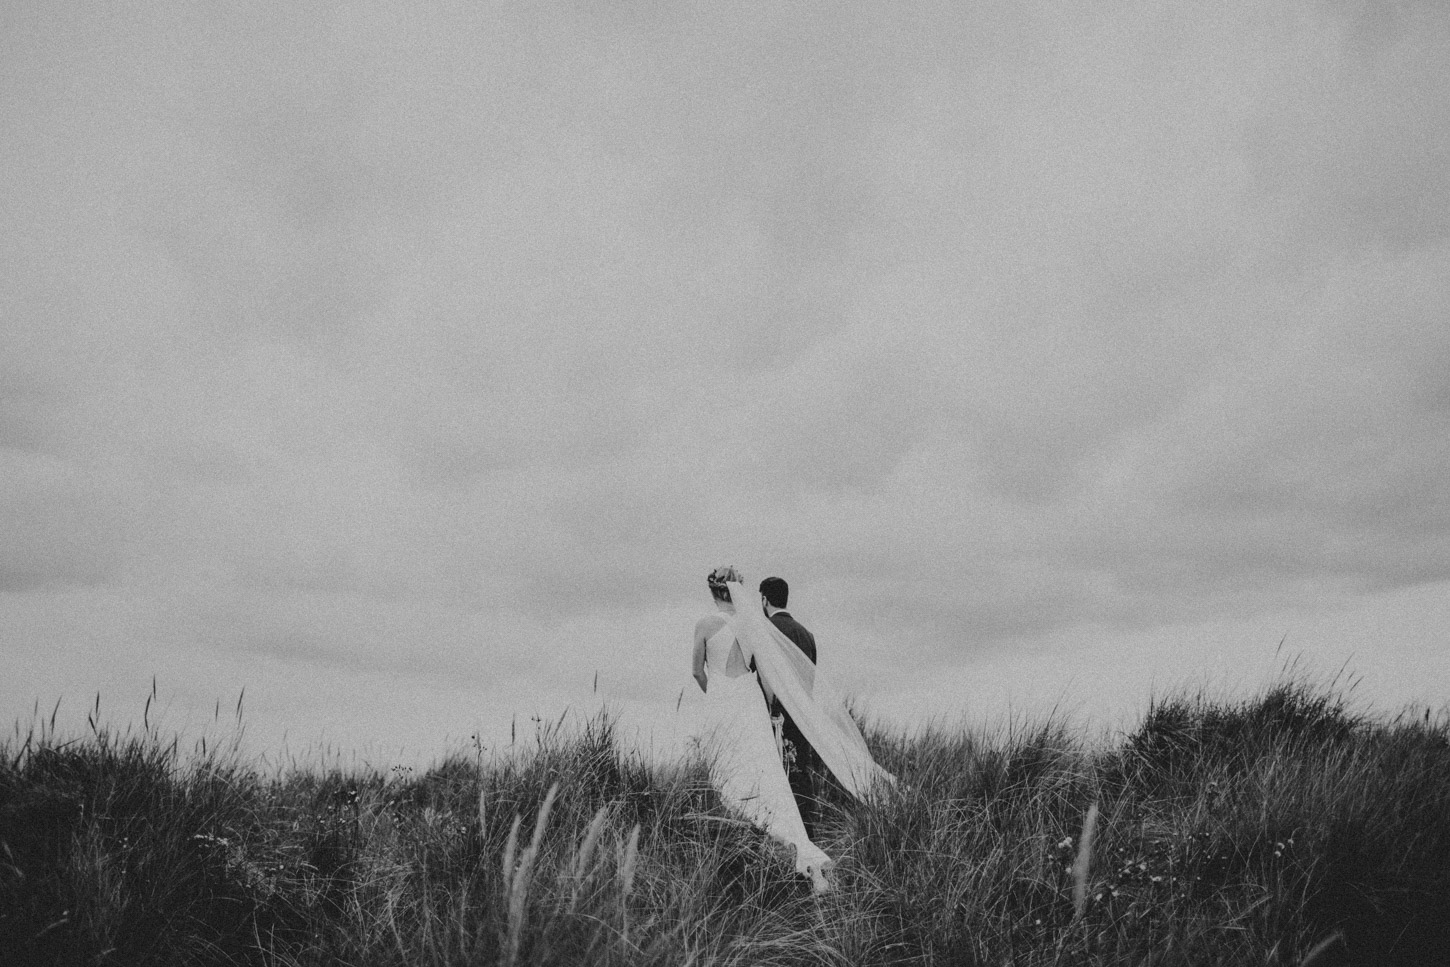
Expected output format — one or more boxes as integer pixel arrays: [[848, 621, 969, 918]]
[[1298, 929, 1344, 966], [1070, 802, 1099, 922], [568, 804, 611, 912], [620, 823, 641, 897], [505, 782, 559, 967], [502, 814, 523, 893], [572, 805, 610, 881]]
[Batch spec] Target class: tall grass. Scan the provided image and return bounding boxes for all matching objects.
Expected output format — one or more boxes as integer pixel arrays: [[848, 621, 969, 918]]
[[3, 679, 1448, 965]]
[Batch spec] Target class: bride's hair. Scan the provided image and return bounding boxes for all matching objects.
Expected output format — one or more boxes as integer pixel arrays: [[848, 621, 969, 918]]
[[707, 566, 741, 602]]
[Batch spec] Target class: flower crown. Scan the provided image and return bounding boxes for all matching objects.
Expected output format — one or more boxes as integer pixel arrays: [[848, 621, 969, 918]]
[[707, 566, 742, 588]]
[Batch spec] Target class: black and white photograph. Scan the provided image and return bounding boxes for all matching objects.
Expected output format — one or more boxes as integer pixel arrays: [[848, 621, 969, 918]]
[[3, 1, 1449, 963]]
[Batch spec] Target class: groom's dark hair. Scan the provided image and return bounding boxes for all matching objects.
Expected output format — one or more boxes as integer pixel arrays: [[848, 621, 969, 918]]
[[759, 577, 788, 609]]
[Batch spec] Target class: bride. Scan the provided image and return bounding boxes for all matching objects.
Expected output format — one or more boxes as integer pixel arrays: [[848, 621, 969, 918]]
[[691, 566, 894, 892]]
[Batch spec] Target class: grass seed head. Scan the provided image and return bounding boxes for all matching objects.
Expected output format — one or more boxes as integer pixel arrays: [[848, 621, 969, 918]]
[[1071, 802, 1100, 921], [620, 823, 641, 897]]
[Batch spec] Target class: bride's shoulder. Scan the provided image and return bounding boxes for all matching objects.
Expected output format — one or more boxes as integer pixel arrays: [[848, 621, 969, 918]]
[[693, 612, 728, 637]]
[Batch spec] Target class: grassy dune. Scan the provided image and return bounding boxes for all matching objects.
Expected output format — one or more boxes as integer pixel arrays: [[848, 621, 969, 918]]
[[3, 680, 1449, 966]]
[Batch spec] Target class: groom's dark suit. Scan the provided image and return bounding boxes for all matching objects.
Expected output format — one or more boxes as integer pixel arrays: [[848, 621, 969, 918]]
[[767, 610, 823, 839]]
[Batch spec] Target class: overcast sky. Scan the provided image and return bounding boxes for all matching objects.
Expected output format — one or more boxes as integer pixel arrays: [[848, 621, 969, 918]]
[[4, 0, 1449, 764]]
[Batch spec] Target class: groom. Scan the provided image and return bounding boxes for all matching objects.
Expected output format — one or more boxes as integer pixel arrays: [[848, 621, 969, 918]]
[[759, 576, 823, 838]]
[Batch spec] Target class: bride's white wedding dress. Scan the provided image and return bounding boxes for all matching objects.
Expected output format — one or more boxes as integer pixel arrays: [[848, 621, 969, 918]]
[[696, 611, 834, 882], [694, 580, 895, 888]]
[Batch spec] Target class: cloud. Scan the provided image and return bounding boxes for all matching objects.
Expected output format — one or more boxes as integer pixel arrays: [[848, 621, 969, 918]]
[[0, 452, 140, 591], [1251, 0, 1450, 252], [3, 0, 1450, 753]]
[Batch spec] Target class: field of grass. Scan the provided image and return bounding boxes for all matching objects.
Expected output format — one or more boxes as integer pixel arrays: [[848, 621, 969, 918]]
[[3, 678, 1449, 966]]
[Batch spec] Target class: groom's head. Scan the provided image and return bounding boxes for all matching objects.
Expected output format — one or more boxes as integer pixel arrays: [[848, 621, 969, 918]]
[[759, 577, 788, 610]]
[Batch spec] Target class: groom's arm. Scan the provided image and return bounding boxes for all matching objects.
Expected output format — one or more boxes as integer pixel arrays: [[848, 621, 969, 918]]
[[755, 663, 777, 708], [771, 614, 817, 664], [800, 628, 817, 665]]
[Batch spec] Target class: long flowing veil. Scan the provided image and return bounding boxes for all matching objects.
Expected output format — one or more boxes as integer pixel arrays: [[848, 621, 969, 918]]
[[724, 581, 896, 799]]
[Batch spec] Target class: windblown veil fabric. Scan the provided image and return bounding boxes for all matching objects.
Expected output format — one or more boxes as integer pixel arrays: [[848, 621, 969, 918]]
[[722, 581, 897, 800]]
